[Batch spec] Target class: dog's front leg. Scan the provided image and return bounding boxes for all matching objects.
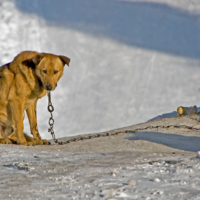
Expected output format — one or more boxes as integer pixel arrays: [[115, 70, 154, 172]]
[[26, 100, 50, 145], [9, 97, 28, 145]]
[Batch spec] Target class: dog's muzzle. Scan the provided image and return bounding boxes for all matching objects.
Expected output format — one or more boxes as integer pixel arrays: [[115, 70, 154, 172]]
[[46, 85, 52, 91]]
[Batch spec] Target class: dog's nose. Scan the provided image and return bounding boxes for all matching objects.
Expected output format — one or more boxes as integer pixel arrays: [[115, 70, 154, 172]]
[[46, 85, 52, 91]]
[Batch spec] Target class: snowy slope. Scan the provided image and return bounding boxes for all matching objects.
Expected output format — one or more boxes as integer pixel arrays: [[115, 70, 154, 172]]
[[0, 0, 200, 139]]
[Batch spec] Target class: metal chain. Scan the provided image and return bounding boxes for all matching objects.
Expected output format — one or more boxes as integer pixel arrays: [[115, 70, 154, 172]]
[[47, 92, 63, 145]]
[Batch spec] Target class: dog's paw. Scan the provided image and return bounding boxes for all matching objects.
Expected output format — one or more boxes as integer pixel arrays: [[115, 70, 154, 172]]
[[34, 139, 50, 145], [17, 141, 35, 146], [42, 139, 51, 145], [34, 139, 43, 145], [0, 138, 13, 144]]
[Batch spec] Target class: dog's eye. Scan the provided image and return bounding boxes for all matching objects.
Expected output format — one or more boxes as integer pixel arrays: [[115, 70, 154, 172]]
[[54, 70, 58, 74], [43, 70, 47, 74]]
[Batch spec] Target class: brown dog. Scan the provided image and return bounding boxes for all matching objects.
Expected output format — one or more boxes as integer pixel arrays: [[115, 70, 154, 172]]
[[0, 51, 70, 145]]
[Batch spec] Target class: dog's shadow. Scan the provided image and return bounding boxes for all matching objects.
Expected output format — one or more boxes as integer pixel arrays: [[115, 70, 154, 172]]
[[127, 131, 200, 152]]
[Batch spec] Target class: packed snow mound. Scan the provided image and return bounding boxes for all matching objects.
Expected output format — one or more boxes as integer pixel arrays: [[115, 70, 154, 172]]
[[1, 115, 200, 199]]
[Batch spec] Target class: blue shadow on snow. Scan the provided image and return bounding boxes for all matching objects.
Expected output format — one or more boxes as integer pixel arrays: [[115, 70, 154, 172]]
[[127, 131, 200, 152], [15, 0, 200, 59]]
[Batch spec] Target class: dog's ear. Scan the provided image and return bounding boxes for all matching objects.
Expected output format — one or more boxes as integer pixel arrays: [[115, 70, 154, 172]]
[[59, 55, 70, 67], [32, 54, 44, 65], [22, 54, 44, 68]]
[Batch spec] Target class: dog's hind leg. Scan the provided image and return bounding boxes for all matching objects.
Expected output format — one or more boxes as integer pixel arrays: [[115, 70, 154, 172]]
[[0, 138, 13, 144], [0, 126, 14, 144]]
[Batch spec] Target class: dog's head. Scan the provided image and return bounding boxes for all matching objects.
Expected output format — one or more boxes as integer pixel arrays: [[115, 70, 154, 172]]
[[22, 53, 70, 91]]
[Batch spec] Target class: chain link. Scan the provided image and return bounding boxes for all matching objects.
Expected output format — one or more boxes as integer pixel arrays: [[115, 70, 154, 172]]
[[47, 92, 63, 145]]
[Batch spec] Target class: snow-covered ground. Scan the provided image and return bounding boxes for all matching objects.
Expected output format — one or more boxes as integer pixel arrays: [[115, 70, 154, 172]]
[[0, 146, 198, 200], [0, 0, 200, 141], [0, 121, 200, 200]]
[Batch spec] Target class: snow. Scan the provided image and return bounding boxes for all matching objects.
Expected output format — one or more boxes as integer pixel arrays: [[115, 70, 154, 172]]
[[0, 0, 200, 139], [0, 1, 200, 198], [0, 133, 200, 200]]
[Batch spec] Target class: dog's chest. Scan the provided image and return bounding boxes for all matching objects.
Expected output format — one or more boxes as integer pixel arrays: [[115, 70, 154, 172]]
[[24, 92, 46, 110], [24, 99, 36, 110]]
